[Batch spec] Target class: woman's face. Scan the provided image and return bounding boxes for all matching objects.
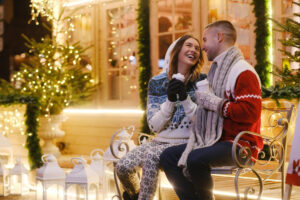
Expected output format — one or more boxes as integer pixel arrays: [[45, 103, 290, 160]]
[[177, 38, 201, 70]]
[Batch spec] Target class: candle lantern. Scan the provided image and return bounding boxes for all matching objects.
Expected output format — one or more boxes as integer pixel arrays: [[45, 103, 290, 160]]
[[36, 154, 65, 200], [9, 157, 29, 195], [89, 149, 105, 200], [90, 149, 105, 181], [0, 162, 9, 196], [65, 157, 99, 200]]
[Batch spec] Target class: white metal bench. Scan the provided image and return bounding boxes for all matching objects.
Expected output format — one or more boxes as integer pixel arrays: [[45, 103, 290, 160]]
[[109, 104, 294, 200]]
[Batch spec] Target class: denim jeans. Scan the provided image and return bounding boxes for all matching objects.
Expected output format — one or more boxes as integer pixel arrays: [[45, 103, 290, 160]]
[[160, 141, 237, 200]]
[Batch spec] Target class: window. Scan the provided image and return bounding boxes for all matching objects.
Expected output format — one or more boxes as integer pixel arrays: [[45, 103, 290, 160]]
[[100, 0, 139, 107], [151, 0, 201, 75]]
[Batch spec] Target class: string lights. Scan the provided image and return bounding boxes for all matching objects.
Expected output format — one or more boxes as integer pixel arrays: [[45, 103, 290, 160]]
[[106, 3, 138, 98], [29, 0, 55, 25], [10, 1, 95, 116], [0, 106, 25, 136]]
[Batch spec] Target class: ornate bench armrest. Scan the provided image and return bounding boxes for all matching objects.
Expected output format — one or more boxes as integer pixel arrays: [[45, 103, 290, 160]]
[[109, 126, 135, 160], [232, 117, 289, 174], [138, 132, 155, 145]]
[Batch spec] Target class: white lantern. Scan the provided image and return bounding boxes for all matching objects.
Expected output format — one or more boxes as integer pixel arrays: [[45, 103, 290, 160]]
[[89, 149, 105, 200], [9, 157, 29, 195], [90, 149, 105, 181], [65, 157, 99, 200], [36, 154, 65, 200], [0, 162, 9, 196]]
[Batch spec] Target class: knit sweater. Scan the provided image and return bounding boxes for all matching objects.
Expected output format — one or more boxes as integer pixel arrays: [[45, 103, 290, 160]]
[[220, 60, 263, 159], [147, 72, 206, 144]]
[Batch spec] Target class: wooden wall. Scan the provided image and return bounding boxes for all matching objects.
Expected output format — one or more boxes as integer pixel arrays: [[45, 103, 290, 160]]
[[56, 111, 143, 156]]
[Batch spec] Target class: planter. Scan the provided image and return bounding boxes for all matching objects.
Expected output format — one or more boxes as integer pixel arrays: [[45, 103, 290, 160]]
[[262, 98, 298, 160], [38, 114, 67, 157]]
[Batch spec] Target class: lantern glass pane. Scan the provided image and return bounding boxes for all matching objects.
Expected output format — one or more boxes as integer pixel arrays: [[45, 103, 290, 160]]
[[46, 184, 64, 200], [88, 184, 98, 200], [66, 184, 87, 200], [10, 174, 29, 195], [10, 174, 21, 194], [36, 181, 43, 200]]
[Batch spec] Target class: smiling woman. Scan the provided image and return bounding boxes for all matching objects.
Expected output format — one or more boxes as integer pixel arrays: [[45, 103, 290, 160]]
[[114, 35, 206, 200]]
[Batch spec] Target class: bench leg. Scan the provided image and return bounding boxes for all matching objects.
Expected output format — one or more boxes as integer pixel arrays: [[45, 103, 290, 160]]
[[234, 168, 263, 200], [283, 184, 292, 200], [113, 167, 122, 200]]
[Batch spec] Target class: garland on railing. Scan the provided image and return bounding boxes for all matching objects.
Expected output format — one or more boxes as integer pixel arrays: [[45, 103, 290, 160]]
[[0, 91, 42, 169], [252, 0, 272, 87], [137, 0, 151, 134]]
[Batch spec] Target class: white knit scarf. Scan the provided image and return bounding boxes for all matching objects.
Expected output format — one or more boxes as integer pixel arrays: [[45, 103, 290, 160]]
[[177, 46, 243, 177]]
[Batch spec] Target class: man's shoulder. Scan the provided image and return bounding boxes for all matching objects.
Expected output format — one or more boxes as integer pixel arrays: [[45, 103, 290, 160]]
[[229, 59, 261, 87], [231, 60, 257, 77]]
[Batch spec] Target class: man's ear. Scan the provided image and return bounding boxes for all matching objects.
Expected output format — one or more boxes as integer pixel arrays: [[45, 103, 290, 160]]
[[217, 32, 224, 43]]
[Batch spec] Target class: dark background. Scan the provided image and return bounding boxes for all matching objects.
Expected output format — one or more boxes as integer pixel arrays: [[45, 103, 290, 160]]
[[0, 0, 50, 81]]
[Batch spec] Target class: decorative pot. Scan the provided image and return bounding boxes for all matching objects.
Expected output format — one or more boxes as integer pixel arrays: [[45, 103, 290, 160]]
[[262, 98, 298, 160], [38, 114, 67, 157]]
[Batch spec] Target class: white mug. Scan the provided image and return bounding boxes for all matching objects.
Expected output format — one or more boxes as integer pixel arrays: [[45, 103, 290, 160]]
[[196, 79, 210, 92]]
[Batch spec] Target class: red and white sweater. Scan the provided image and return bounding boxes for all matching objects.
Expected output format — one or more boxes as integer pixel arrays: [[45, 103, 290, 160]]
[[220, 60, 263, 159]]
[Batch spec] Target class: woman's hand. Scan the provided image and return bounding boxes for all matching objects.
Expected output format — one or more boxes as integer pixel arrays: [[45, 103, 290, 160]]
[[167, 79, 187, 102]]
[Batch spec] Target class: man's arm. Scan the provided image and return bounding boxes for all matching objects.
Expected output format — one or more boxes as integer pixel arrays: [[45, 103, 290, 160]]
[[222, 70, 261, 123]]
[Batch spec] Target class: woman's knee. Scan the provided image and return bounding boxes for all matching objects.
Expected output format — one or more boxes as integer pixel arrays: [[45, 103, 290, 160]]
[[115, 158, 134, 176]]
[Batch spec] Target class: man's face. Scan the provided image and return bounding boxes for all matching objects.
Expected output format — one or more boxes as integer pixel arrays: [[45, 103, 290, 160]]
[[202, 28, 219, 61]]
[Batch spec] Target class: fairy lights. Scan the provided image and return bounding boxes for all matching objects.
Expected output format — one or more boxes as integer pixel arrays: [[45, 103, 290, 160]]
[[29, 0, 56, 24], [106, 3, 138, 98], [11, 1, 95, 116], [0, 106, 25, 136]]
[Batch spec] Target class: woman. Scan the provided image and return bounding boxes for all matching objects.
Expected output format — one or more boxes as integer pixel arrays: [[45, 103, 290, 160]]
[[115, 35, 206, 200]]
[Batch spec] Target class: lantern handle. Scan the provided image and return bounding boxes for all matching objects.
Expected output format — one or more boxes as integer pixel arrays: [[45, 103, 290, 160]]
[[90, 148, 105, 160], [126, 125, 135, 137], [41, 154, 51, 163], [71, 157, 86, 166]]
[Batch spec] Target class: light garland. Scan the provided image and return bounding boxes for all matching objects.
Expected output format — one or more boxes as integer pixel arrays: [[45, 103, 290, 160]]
[[0, 106, 25, 136], [12, 2, 96, 116], [29, 0, 55, 24]]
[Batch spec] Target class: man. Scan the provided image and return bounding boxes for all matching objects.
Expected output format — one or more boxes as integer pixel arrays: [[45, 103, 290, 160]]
[[160, 20, 263, 200]]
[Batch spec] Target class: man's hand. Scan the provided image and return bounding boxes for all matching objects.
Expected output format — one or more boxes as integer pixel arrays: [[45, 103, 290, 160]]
[[196, 91, 224, 113]]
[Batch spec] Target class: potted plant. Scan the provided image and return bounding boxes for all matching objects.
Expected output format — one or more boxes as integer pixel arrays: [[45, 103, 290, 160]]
[[262, 1, 299, 153], [11, 5, 95, 156]]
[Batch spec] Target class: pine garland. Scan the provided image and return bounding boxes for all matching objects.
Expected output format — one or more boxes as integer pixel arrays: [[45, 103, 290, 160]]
[[0, 92, 42, 169], [262, 1, 300, 100], [137, 0, 151, 134], [252, 0, 272, 87]]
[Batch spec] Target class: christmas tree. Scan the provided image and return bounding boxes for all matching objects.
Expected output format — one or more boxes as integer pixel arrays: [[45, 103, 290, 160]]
[[262, 1, 300, 100], [11, 2, 95, 115]]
